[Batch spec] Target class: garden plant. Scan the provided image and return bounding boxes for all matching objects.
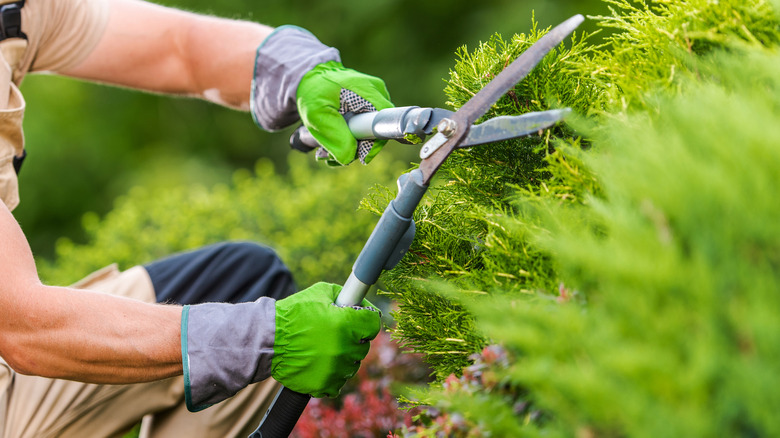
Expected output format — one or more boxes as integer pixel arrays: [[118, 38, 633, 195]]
[[379, 0, 780, 436]]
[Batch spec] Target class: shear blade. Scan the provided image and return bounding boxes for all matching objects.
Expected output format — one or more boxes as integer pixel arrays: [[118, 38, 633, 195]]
[[459, 108, 571, 147], [419, 14, 584, 183]]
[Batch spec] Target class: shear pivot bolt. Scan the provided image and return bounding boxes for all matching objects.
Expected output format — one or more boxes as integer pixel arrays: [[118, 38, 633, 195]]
[[437, 118, 457, 137]]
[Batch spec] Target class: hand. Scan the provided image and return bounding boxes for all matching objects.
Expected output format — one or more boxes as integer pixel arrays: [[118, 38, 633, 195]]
[[251, 26, 393, 165], [297, 61, 393, 165], [272, 282, 381, 397], [181, 282, 381, 411]]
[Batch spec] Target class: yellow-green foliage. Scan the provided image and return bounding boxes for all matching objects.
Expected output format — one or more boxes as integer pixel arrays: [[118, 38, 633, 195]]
[[372, 23, 602, 379], [462, 49, 780, 437], [586, 0, 780, 112], [381, 0, 780, 383], [39, 155, 404, 288], [389, 0, 780, 436]]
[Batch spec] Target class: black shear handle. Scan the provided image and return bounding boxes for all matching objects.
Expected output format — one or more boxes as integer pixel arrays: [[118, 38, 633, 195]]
[[248, 386, 310, 437]]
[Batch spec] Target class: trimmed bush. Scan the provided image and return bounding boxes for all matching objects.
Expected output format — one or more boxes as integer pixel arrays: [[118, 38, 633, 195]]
[[383, 0, 780, 436]]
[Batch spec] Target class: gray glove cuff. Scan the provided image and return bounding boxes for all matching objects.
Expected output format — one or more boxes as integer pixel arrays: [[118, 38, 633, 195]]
[[251, 25, 341, 131], [182, 298, 276, 412]]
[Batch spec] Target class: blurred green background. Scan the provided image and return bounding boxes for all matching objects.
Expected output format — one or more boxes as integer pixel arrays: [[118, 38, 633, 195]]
[[16, 0, 606, 260]]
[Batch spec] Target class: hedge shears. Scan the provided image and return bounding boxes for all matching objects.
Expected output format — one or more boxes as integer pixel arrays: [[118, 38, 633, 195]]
[[251, 14, 584, 437], [290, 105, 571, 156]]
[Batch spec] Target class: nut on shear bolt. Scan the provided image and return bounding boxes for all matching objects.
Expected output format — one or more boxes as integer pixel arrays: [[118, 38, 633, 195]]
[[437, 118, 457, 137], [420, 118, 458, 159]]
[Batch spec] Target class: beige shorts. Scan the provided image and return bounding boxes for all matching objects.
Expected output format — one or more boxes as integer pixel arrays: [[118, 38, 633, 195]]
[[0, 265, 281, 438]]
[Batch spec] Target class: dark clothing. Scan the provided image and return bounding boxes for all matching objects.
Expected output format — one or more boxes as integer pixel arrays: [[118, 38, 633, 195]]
[[144, 242, 296, 305]]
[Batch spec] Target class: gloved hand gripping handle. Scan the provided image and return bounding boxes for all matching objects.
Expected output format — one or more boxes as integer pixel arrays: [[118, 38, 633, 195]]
[[291, 111, 382, 152], [290, 107, 450, 152], [249, 170, 426, 437]]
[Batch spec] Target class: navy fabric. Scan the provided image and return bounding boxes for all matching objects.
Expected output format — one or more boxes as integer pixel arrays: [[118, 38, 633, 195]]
[[144, 242, 296, 305]]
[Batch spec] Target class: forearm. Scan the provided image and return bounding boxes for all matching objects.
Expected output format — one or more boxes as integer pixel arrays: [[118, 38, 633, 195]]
[[179, 15, 271, 109], [1, 280, 182, 383], [61, 0, 273, 110]]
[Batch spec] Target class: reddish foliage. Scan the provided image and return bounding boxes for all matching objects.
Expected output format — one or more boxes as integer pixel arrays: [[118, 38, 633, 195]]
[[291, 331, 429, 438]]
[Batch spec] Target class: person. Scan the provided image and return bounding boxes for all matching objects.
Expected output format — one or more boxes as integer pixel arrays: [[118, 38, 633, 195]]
[[0, 0, 393, 436]]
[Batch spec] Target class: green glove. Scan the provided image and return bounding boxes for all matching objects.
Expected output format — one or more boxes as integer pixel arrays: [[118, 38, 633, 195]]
[[272, 282, 381, 397], [297, 61, 393, 165], [251, 26, 394, 165], [182, 282, 381, 411]]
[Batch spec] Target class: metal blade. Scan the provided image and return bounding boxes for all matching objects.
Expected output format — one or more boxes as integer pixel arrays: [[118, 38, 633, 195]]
[[418, 14, 584, 183], [459, 108, 571, 147]]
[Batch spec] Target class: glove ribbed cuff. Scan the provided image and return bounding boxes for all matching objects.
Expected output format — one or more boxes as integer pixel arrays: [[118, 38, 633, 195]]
[[251, 25, 341, 131], [182, 298, 276, 412]]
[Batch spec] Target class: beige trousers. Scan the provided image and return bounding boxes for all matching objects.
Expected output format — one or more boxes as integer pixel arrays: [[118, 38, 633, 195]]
[[0, 265, 281, 438]]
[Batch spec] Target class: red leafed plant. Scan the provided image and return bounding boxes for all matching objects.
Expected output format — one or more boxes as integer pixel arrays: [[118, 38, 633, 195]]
[[291, 330, 431, 438]]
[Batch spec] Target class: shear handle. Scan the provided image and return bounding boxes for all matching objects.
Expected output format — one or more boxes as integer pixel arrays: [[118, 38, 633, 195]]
[[289, 106, 452, 151]]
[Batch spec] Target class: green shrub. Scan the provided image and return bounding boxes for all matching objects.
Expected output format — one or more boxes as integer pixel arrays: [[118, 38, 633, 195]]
[[380, 0, 780, 436], [375, 21, 601, 380], [454, 48, 780, 437], [383, 0, 779, 382]]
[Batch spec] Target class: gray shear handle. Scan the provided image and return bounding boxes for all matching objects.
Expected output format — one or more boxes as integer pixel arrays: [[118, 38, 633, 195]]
[[289, 111, 378, 152], [242, 171, 424, 438], [243, 173, 427, 438], [289, 106, 444, 151], [338, 169, 429, 306], [248, 386, 310, 437], [249, 168, 430, 438]]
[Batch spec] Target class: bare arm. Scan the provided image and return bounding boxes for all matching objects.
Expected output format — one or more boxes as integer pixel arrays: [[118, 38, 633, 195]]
[[61, 0, 273, 110], [0, 203, 182, 383], [0, 1, 281, 383]]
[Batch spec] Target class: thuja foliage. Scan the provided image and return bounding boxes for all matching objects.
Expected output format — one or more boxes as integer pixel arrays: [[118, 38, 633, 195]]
[[585, 0, 780, 111], [377, 0, 780, 434], [374, 22, 602, 379], [457, 49, 780, 437]]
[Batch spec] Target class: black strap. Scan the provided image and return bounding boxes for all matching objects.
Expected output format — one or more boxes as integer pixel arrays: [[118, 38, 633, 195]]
[[12, 149, 25, 174], [0, 0, 25, 41], [0, 1, 26, 175]]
